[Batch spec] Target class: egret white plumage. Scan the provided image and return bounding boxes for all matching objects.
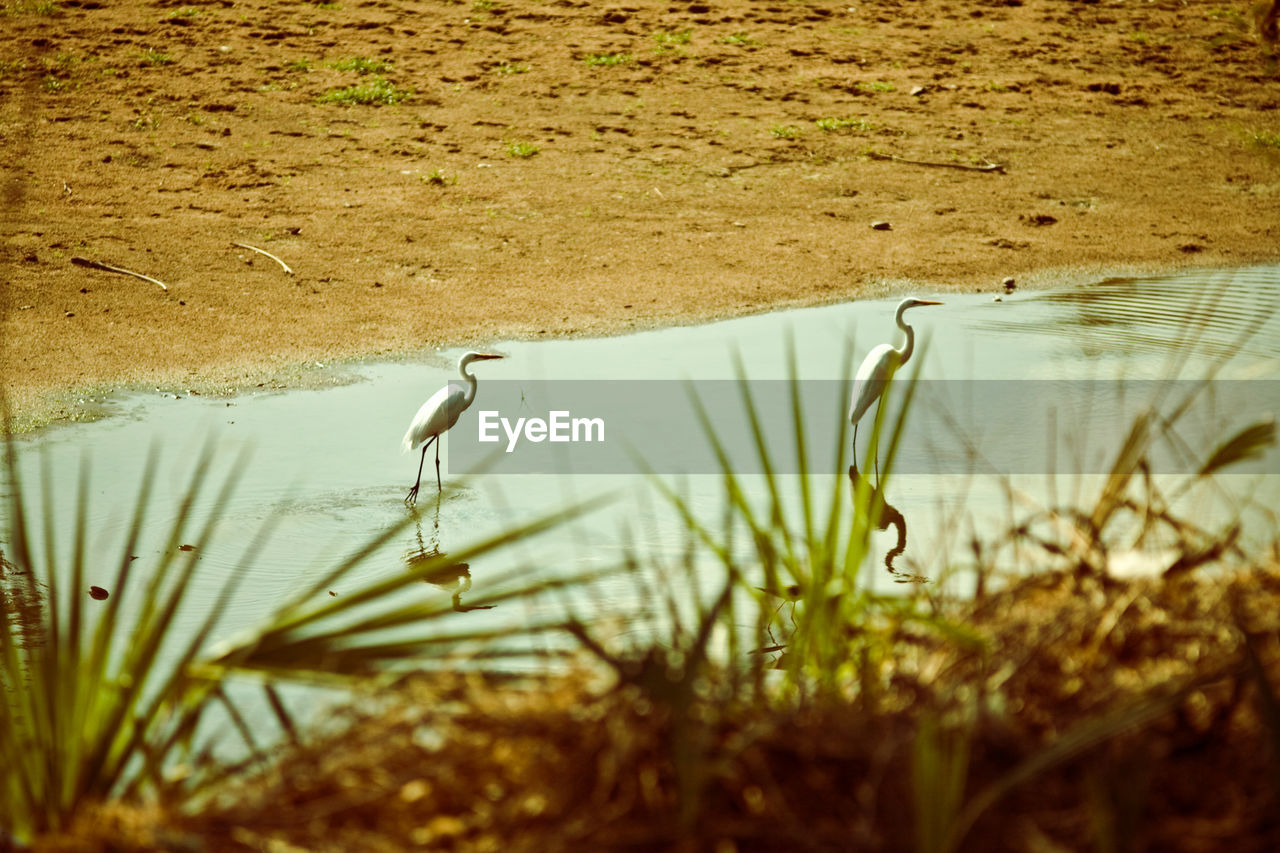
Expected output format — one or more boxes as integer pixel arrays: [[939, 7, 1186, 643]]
[[402, 351, 504, 504], [849, 297, 942, 477]]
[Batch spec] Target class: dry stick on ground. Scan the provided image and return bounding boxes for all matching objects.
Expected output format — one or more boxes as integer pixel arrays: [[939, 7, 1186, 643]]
[[867, 151, 1007, 173], [231, 242, 294, 275], [69, 257, 169, 291]]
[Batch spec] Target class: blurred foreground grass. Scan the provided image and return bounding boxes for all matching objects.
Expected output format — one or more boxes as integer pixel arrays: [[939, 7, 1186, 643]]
[[34, 562, 1280, 852]]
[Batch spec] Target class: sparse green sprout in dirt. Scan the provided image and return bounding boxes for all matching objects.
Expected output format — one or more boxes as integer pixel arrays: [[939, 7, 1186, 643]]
[[50, 50, 84, 68], [721, 32, 758, 46], [138, 49, 174, 67], [472, 0, 496, 10], [41, 74, 63, 93], [507, 140, 539, 158], [986, 80, 1010, 93], [285, 58, 312, 73], [317, 76, 409, 106], [584, 52, 631, 67], [3, 0, 59, 14], [652, 29, 692, 49], [494, 62, 529, 75], [1248, 129, 1280, 150], [771, 124, 800, 139], [328, 56, 392, 75], [166, 7, 199, 19], [857, 80, 895, 93], [1206, 5, 1245, 22], [815, 116, 873, 133]]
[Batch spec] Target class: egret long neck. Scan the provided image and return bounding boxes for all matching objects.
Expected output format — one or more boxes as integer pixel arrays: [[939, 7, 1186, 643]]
[[895, 313, 915, 366], [459, 362, 479, 406]]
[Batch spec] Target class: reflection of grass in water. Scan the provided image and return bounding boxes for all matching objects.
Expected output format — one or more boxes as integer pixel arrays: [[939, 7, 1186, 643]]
[[9, 348, 1280, 849]]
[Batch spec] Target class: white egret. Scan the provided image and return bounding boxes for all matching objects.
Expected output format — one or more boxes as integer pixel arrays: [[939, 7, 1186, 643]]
[[402, 351, 504, 504], [849, 297, 943, 477]]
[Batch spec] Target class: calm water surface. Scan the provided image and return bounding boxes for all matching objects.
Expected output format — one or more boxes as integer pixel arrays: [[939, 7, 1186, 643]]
[[4, 265, 1279, 649]]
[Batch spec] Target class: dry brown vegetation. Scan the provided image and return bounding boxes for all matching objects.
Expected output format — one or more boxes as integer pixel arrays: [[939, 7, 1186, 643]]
[[32, 563, 1280, 852]]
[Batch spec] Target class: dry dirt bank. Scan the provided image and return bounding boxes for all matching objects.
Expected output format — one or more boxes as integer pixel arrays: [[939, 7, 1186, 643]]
[[2, 0, 1279, 428]]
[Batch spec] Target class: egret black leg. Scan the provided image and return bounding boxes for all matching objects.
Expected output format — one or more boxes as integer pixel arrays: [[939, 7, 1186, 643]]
[[434, 438, 443, 491], [406, 437, 436, 505]]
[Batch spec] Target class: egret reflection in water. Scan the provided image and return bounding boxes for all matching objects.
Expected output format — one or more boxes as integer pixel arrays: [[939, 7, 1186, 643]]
[[405, 498, 494, 613], [848, 463, 923, 584]]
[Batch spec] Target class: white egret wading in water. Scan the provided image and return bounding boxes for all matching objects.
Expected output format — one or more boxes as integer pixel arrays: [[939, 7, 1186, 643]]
[[848, 297, 943, 479], [402, 351, 504, 504]]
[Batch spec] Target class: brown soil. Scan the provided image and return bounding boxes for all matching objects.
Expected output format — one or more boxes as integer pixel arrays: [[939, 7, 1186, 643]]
[[3, 0, 1279, 428]]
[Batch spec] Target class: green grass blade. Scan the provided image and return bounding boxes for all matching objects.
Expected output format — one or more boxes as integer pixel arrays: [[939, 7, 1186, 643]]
[[33, 452, 64, 819], [786, 339, 815, 553], [1198, 418, 1276, 477], [89, 446, 248, 798], [1, 439, 43, 832], [117, 466, 277, 800], [83, 445, 160, 719], [723, 352, 792, 544], [822, 346, 855, 571], [64, 453, 90, 785], [1089, 409, 1153, 533]]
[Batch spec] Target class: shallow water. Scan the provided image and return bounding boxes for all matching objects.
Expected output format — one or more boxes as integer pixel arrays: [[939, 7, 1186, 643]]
[[4, 265, 1280, 657]]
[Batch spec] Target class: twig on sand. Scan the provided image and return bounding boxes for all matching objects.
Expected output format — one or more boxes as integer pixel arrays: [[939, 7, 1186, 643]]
[[232, 241, 294, 275], [867, 151, 1006, 173], [70, 257, 170, 291]]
